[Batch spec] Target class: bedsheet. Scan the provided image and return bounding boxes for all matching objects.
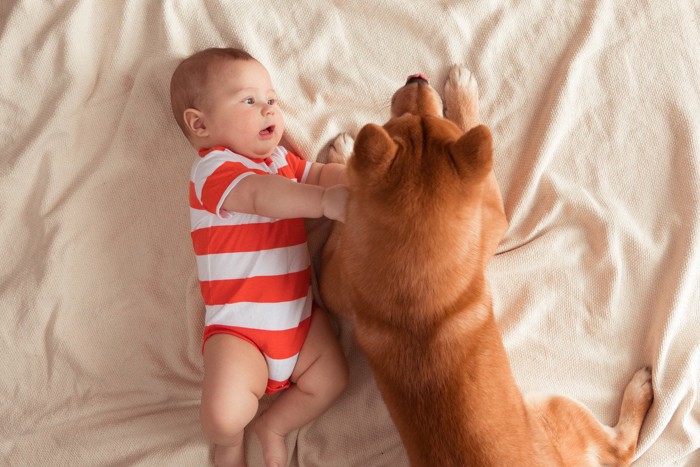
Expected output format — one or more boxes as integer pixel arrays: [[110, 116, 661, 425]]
[[1, 1, 698, 465]]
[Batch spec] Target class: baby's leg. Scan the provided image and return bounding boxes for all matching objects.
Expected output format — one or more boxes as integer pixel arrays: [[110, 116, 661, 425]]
[[254, 309, 348, 467], [201, 334, 268, 467]]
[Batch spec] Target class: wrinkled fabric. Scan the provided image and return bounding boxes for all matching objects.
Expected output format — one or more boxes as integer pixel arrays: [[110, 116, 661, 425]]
[[0, 1, 698, 465]]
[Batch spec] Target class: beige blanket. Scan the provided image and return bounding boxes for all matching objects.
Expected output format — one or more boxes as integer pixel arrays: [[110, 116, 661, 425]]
[[1, 1, 698, 465]]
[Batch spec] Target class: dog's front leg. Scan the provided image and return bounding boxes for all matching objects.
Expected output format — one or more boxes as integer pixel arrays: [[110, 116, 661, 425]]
[[318, 133, 354, 317], [444, 65, 480, 133]]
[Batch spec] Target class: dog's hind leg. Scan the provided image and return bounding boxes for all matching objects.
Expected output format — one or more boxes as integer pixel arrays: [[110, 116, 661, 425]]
[[527, 368, 653, 466], [602, 367, 654, 465], [582, 367, 653, 466], [444, 64, 480, 132]]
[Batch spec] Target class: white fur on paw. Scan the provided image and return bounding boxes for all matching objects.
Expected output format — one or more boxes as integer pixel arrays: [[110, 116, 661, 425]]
[[328, 132, 354, 164], [445, 64, 478, 99], [628, 367, 653, 403]]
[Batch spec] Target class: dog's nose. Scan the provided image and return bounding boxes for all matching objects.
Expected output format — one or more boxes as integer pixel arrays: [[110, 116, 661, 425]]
[[405, 73, 430, 86]]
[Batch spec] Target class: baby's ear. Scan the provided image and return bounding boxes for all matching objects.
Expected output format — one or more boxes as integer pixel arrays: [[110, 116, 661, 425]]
[[449, 124, 493, 180], [350, 123, 398, 178], [183, 108, 208, 137]]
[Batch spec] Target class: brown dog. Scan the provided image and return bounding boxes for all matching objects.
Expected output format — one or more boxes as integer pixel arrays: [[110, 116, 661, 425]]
[[319, 67, 653, 466]]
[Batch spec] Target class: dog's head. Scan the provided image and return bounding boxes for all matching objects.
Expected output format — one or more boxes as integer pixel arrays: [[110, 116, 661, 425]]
[[339, 74, 508, 326], [346, 75, 507, 268]]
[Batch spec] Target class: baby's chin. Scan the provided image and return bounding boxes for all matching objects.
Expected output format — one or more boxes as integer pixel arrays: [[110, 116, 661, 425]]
[[263, 133, 284, 153], [251, 143, 282, 160]]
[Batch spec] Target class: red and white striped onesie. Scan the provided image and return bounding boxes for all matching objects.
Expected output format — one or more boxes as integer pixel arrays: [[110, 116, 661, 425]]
[[189, 145, 314, 394]]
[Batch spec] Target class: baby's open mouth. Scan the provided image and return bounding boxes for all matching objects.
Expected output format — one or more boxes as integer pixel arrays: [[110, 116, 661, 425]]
[[260, 125, 275, 136]]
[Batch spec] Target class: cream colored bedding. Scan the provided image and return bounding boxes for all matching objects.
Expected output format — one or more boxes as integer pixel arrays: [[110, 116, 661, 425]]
[[1, 1, 698, 465]]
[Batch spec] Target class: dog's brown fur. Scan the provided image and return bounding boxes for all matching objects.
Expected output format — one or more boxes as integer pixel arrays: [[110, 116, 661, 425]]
[[320, 66, 653, 466]]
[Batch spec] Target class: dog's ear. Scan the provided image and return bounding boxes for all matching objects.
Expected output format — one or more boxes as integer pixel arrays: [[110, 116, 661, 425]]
[[450, 124, 493, 179], [351, 123, 398, 177]]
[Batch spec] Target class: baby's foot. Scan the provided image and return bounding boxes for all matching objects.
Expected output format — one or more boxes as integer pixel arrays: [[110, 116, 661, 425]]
[[254, 414, 288, 467], [214, 443, 246, 467]]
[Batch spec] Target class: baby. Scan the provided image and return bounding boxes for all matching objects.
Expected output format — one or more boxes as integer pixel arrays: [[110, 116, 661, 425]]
[[170, 48, 349, 467]]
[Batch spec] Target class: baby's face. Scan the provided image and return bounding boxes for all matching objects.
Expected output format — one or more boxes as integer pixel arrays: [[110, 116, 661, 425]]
[[199, 59, 284, 159]]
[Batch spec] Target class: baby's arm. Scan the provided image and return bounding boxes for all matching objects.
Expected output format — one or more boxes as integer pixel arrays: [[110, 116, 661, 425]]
[[305, 162, 347, 188], [221, 174, 348, 222]]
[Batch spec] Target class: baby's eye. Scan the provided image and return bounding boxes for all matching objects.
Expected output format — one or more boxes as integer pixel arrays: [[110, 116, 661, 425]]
[[267, 98, 277, 105], [243, 97, 255, 104]]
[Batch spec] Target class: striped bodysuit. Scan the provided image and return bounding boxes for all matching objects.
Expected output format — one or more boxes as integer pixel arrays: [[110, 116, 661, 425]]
[[189, 145, 314, 394]]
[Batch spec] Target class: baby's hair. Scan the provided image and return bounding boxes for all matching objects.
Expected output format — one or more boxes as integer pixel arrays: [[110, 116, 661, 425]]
[[170, 47, 255, 137]]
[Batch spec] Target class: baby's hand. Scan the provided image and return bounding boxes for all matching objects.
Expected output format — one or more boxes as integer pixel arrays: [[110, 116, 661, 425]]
[[322, 185, 349, 222]]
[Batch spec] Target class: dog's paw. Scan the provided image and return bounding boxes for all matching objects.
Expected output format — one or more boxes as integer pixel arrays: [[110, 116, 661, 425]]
[[328, 132, 354, 164], [627, 367, 654, 405], [444, 65, 480, 131], [615, 367, 654, 440], [444, 65, 479, 104]]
